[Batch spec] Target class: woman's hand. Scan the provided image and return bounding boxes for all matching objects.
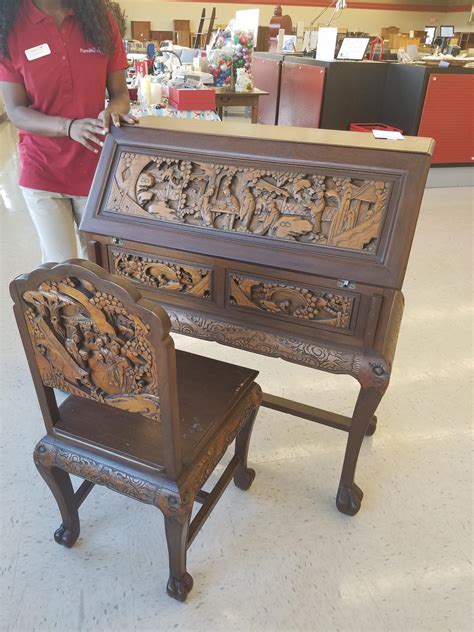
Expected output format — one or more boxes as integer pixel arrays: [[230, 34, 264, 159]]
[[98, 109, 138, 134], [68, 118, 105, 154]]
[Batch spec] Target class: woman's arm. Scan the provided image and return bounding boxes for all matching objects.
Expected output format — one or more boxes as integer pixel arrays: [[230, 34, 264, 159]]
[[1, 81, 71, 136], [0, 81, 105, 153], [99, 69, 136, 133]]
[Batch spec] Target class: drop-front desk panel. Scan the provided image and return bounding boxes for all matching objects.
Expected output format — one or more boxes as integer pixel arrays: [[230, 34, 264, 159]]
[[81, 118, 434, 516]]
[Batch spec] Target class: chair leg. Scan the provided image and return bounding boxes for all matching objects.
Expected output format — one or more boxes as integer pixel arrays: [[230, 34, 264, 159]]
[[164, 511, 193, 602], [233, 409, 257, 491], [35, 461, 80, 548]]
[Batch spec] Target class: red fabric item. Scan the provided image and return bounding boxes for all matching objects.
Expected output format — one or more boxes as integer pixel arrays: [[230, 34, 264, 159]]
[[0, 0, 128, 196]]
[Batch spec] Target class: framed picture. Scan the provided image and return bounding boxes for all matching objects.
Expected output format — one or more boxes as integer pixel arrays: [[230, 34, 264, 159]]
[[282, 35, 297, 53]]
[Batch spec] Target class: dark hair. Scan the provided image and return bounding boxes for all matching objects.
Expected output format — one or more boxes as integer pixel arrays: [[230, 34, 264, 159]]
[[0, 0, 115, 58]]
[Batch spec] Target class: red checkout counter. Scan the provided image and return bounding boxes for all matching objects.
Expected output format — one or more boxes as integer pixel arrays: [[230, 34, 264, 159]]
[[252, 52, 474, 166]]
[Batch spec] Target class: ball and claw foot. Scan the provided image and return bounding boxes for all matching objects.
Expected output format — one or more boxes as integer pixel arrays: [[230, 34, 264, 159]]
[[54, 524, 78, 548], [234, 467, 256, 491], [365, 415, 378, 437], [336, 483, 364, 516], [166, 573, 194, 602]]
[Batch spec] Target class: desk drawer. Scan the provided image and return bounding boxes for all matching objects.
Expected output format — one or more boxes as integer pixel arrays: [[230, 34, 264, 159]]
[[91, 236, 385, 348], [107, 244, 215, 304], [226, 269, 359, 336]]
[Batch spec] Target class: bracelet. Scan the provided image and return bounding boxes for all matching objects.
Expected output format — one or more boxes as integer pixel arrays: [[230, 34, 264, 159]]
[[67, 119, 77, 139]]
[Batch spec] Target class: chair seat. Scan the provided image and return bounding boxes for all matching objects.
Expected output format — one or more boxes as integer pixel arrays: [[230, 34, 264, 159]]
[[54, 350, 258, 472]]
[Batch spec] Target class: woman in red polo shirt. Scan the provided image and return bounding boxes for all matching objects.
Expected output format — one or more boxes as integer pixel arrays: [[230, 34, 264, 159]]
[[0, 0, 136, 263]]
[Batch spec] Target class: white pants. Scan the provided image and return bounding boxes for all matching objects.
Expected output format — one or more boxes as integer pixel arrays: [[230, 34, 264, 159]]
[[21, 187, 89, 264]]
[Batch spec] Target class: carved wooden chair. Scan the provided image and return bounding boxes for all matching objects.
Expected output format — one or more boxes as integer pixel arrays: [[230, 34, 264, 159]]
[[10, 260, 262, 602]]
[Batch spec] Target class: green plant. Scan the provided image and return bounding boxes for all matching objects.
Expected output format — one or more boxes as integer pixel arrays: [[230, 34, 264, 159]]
[[106, 1, 127, 38]]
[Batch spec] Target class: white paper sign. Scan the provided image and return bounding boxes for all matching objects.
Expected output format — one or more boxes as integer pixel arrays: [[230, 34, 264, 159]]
[[25, 43, 51, 61], [302, 31, 310, 51], [316, 27, 337, 61], [372, 129, 405, 140]]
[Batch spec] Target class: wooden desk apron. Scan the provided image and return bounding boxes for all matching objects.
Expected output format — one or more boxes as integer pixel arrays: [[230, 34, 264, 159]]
[[80, 118, 434, 516]]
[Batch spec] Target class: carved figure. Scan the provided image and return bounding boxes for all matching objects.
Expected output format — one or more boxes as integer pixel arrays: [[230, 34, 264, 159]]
[[106, 153, 392, 253], [237, 187, 256, 232], [23, 277, 161, 421]]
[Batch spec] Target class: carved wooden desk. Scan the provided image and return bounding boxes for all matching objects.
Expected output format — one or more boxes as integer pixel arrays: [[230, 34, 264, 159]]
[[81, 118, 433, 516]]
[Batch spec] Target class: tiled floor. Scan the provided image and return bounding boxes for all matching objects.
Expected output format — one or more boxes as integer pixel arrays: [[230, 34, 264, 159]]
[[0, 120, 472, 632]]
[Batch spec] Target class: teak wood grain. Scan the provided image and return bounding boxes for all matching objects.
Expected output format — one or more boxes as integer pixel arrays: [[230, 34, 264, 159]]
[[80, 119, 433, 516]]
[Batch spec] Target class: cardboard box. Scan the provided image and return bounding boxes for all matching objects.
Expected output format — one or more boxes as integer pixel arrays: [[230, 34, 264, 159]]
[[168, 87, 216, 111]]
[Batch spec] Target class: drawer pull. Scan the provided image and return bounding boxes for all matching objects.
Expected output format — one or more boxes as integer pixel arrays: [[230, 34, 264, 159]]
[[337, 279, 356, 290], [111, 237, 124, 246]]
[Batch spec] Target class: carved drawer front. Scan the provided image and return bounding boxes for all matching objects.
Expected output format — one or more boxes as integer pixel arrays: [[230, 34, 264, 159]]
[[226, 271, 359, 336], [109, 247, 213, 301]]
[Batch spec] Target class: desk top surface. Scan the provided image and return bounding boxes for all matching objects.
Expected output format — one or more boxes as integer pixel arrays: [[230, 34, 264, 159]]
[[213, 88, 270, 96], [137, 117, 435, 156]]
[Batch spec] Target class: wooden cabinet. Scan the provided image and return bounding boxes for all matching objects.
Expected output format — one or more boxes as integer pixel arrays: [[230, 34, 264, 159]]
[[131, 21, 151, 42], [458, 31, 474, 50], [418, 74, 474, 165], [81, 118, 433, 516], [278, 61, 326, 128], [251, 55, 282, 125]]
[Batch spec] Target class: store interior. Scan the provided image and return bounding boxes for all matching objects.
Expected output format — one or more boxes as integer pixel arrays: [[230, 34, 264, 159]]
[[0, 0, 472, 630]]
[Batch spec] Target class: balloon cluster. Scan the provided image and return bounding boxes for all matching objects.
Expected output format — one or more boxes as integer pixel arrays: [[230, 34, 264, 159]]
[[208, 49, 233, 88], [232, 29, 254, 78]]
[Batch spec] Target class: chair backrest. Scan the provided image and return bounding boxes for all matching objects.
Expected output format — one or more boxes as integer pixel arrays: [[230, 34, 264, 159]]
[[10, 260, 183, 478]]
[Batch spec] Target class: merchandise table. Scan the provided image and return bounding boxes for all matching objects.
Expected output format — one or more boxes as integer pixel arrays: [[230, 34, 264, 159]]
[[214, 88, 270, 124], [81, 118, 433, 516], [130, 105, 220, 121]]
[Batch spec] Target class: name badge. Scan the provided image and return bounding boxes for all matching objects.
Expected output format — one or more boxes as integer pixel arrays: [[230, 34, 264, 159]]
[[25, 44, 51, 61]]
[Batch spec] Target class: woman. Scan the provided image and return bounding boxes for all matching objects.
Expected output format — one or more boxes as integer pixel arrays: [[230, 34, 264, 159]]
[[0, 0, 136, 262]]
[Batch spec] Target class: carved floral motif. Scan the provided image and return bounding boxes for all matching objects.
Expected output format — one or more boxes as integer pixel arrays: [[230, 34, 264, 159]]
[[105, 152, 391, 253], [167, 309, 362, 375], [229, 275, 354, 330], [112, 250, 212, 298], [23, 277, 161, 421]]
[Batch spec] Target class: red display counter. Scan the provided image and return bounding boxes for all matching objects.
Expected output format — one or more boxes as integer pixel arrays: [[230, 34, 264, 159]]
[[278, 62, 326, 128], [251, 54, 283, 125], [418, 74, 474, 165]]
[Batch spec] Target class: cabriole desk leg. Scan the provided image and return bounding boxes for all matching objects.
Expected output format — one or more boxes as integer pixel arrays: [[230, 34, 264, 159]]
[[336, 361, 390, 516]]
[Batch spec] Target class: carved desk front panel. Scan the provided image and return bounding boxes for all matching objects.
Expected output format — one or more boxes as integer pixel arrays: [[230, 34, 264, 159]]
[[105, 151, 391, 256]]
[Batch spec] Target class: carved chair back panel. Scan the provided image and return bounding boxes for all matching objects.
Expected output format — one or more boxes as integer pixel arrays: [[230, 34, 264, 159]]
[[11, 263, 174, 424]]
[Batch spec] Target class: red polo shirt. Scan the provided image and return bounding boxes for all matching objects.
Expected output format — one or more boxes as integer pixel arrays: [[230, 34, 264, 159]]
[[0, 0, 128, 196]]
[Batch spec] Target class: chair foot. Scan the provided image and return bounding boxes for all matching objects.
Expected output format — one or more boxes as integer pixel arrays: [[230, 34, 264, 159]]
[[365, 415, 378, 436], [54, 523, 79, 548], [336, 483, 364, 516], [234, 466, 256, 491], [166, 572, 194, 602]]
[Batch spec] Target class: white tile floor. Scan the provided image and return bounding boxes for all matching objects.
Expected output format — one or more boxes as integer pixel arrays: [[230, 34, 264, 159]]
[[0, 120, 472, 632]]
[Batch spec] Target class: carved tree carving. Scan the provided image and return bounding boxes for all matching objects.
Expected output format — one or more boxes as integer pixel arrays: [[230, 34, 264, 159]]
[[23, 277, 161, 421], [105, 152, 391, 253], [229, 275, 354, 330], [112, 250, 212, 299]]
